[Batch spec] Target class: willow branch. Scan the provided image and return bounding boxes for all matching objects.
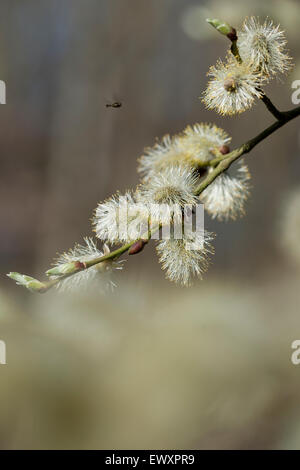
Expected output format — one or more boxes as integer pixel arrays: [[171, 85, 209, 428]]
[[11, 18, 300, 294], [259, 93, 284, 120], [13, 102, 300, 294], [43, 104, 300, 293], [38, 229, 155, 293], [38, 239, 140, 293]]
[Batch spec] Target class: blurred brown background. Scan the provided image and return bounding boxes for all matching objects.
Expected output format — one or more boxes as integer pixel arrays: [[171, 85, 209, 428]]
[[0, 0, 300, 450]]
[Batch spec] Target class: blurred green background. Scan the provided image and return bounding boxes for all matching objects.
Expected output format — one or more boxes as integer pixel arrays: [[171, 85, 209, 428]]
[[0, 0, 300, 449]]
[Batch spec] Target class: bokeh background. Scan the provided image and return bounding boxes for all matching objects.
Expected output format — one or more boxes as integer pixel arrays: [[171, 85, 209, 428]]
[[0, 0, 300, 449]]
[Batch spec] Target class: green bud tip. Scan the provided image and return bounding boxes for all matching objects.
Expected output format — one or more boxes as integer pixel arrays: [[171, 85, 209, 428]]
[[46, 261, 85, 277], [206, 18, 235, 38], [7, 272, 46, 293]]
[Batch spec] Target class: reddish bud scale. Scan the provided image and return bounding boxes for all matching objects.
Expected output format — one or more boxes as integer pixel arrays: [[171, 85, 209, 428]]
[[219, 145, 230, 155], [227, 28, 237, 42], [74, 261, 86, 270], [129, 240, 148, 256]]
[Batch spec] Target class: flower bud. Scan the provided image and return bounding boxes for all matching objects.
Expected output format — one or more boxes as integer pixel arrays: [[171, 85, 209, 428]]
[[7, 272, 47, 293], [206, 18, 236, 40], [219, 145, 230, 155], [128, 240, 148, 256], [46, 261, 85, 277]]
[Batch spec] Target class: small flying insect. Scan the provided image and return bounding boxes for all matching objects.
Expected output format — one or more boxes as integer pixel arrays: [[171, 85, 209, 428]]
[[106, 101, 122, 108]]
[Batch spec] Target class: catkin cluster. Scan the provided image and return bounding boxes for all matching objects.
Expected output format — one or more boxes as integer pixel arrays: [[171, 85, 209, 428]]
[[7, 17, 294, 292], [203, 17, 292, 115]]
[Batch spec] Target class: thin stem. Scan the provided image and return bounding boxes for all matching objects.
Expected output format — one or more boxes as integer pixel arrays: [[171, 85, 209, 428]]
[[260, 93, 284, 120], [85, 240, 134, 268], [230, 40, 242, 63]]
